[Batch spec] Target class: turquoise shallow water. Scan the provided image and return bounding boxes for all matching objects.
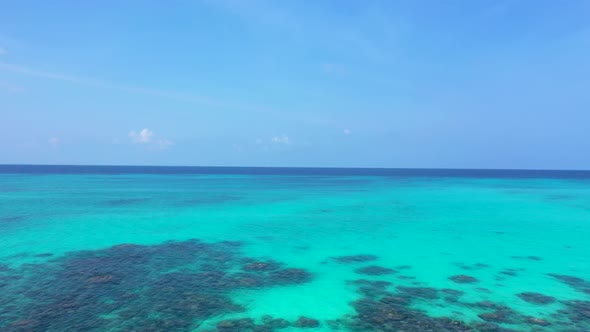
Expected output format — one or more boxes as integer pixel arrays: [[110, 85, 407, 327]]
[[1, 166, 590, 331]]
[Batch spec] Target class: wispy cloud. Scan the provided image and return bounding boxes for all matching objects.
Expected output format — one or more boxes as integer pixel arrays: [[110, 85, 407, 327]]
[[0, 62, 281, 115], [202, 0, 399, 64], [343, 128, 351, 135], [271, 134, 290, 144], [204, 0, 303, 34], [0, 80, 24, 94], [0, 47, 6, 56], [0, 61, 337, 129], [253, 135, 293, 151], [157, 138, 174, 149], [129, 128, 154, 143], [48, 137, 60, 147], [128, 128, 174, 149]]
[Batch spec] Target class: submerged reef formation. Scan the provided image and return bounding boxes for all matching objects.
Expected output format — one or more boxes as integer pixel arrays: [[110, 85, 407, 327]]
[[449, 274, 479, 284], [0, 239, 314, 332], [355, 265, 397, 276], [549, 273, 590, 295], [342, 280, 522, 332], [332, 254, 378, 264], [341, 277, 589, 332], [214, 316, 292, 331], [105, 198, 150, 206], [2, 244, 590, 331], [293, 316, 321, 328], [517, 292, 556, 305], [455, 262, 490, 271], [335, 258, 590, 332]]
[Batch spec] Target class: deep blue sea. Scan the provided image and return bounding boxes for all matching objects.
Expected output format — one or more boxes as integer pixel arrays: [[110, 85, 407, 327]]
[[1, 165, 589, 331]]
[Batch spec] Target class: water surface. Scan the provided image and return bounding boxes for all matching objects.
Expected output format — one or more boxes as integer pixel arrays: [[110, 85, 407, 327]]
[[1, 166, 589, 331]]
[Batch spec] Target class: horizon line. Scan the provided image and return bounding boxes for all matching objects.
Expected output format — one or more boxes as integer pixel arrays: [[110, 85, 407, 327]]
[[1, 164, 589, 173]]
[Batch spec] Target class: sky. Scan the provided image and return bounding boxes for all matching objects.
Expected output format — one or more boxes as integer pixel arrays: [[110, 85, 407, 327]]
[[1, 0, 589, 169]]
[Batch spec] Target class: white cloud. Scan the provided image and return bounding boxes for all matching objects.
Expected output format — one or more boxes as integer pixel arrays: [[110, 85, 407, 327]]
[[128, 128, 173, 149], [128, 128, 153, 143], [49, 137, 59, 147], [271, 134, 290, 144], [0, 47, 6, 56], [343, 128, 351, 135], [255, 138, 263, 144], [157, 139, 174, 149]]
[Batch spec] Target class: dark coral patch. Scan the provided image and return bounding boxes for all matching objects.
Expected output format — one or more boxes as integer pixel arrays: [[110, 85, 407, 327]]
[[474, 301, 507, 310], [455, 262, 490, 271], [332, 254, 378, 263], [242, 260, 282, 272], [261, 315, 290, 329], [475, 287, 491, 293], [0, 216, 25, 223], [524, 316, 551, 326], [293, 316, 320, 328], [348, 279, 392, 288], [349, 279, 392, 298], [517, 292, 555, 305], [0, 239, 314, 332], [182, 195, 241, 206], [441, 289, 464, 297], [396, 286, 438, 300], [342, 277, 571, 332], [354, 265, 396, 276], [548, 273, 590, 294], [344, 281, 510, 331], [559, 300, 590, 324], [349, 297, 474, 331], [396, 275, 415, 280], [478, 309, 517, 324], [441, 289, 464, 304], [267, 268, 313, 285], [325, 319, 345, 330], [379, 294, 412, 306], [549, 273, 585, 284], [499, 269, 519, 277], [472, 322, 517, 331], [217, 318, 256, 331], [105, 198, 148, 206], [545, 194, 576, 201], [512, 255, 542, 262], [449, 275, 478, 284]]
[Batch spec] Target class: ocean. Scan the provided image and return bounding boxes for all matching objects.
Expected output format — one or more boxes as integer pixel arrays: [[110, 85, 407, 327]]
[[1, 165, 589, 331]]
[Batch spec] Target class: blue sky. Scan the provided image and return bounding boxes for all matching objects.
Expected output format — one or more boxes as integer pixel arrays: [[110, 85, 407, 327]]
[[1, 0, 589, 169]]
